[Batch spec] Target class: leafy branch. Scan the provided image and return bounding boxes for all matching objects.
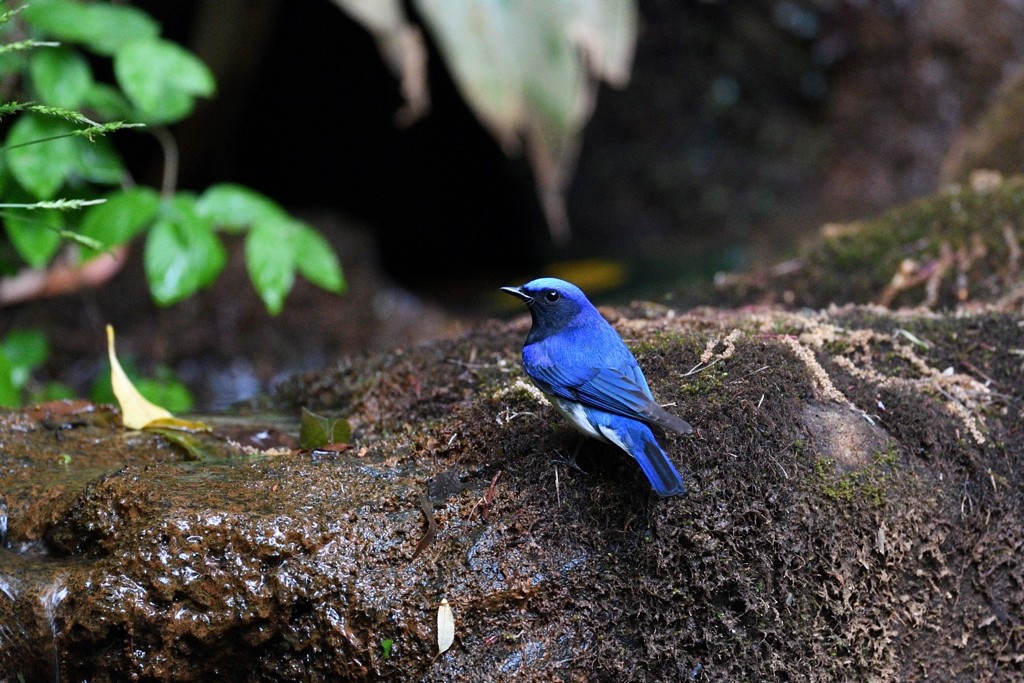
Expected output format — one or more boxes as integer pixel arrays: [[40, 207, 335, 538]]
[[0, 0, 345, 314]]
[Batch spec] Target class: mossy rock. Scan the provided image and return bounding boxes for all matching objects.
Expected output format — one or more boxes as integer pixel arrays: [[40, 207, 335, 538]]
[[2, 304, 1021, 681], [717, 172, 1024, 309]]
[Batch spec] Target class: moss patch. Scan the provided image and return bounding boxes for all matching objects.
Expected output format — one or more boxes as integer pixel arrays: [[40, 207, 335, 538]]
[[814, 445, 899, 505]]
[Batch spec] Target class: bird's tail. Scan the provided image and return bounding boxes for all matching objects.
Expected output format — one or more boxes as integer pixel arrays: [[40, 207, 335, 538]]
[[619, 422, 686, 497]]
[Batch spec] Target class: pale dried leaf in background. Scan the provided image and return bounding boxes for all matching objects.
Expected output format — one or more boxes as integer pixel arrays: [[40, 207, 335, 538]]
[[332, 0, 638, 244], [329, 0, 430, 124]]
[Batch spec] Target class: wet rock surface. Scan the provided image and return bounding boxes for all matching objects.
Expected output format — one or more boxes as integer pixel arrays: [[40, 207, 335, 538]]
[[2, 304, 1022, 681]]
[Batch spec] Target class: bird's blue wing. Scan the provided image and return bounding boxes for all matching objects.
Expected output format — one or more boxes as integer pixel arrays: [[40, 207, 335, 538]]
[[526, 362, 692, 435], [577, 367, 693, 435], [521, 360, 591, 403]]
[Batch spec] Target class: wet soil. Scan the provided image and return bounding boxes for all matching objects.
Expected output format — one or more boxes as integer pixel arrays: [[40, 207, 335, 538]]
[[2, 301, 1022, 681]]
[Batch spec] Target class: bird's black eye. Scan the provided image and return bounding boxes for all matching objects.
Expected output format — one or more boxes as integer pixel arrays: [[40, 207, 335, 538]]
[[545, 290, 560, 303]]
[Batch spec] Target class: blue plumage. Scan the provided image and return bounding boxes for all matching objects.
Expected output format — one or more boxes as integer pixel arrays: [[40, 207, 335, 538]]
[[502, 278, 691, 496]]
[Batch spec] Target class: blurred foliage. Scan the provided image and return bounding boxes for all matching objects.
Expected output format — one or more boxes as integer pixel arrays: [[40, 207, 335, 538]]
[[0, 0, 346, 315], [0, 0, 350, 408], [332, 0, 637, 243], [0, 327, 72, 406]]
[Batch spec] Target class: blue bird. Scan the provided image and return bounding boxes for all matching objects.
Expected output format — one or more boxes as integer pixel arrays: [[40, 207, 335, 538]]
[[501, 278, 691, 496]]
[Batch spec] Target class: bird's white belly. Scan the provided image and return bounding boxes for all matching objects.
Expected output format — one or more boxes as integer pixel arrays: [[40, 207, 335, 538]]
[[551, 397, 609, 443]]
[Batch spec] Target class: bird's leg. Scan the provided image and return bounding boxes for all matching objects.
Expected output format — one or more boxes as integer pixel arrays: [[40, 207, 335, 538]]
[[551, 435, 588, 473]]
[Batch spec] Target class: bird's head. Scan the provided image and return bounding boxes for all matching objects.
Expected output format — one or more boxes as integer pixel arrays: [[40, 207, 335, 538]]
[[501, 278, 596, 339]]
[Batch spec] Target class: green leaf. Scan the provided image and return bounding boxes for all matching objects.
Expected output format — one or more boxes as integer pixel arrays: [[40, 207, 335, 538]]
[[6, 114, 78, 198], [245, 219, 296, 315], [195, 183, 287, 233], [299, 406, 328, 449], [73, 134, 124, 185], [299, 406, 351, 449], [0, 351, 18, 407], [23, 1, 161, 56], [29, 46, 93, 109], [294, 224, 346, 293], [82, 82, 135, 121], [1, 328, 49, 389], [5, 113, 124, 198], [144, 196, 226, 305], [79, 187, 160, 260], [114, 38, 216, 125], [145, 427, 219, 461], [3, 208, 62, 267]]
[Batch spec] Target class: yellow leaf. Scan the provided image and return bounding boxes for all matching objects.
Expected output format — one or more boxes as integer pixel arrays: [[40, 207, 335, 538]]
[[437, 597, 454, 654], [144, 417, 211, 433], [106, 324, 172, 429]]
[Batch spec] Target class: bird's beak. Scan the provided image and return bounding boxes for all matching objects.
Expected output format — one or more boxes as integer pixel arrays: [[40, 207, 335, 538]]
[[500, 285, 533, 305]]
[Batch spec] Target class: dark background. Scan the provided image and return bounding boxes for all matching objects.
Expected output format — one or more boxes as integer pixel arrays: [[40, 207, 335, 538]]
[[125, 0, 1024, 288]]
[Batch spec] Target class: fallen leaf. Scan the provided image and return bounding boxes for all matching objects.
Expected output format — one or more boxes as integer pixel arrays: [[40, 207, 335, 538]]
[[299, 406, 352, 449], [144, 427, 219, 462], [106, 324, 172, 429], [437, 598, 454, 654], [145, 416, 211, 433]]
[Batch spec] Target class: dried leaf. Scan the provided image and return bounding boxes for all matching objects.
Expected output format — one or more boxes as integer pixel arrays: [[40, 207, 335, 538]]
[[330, 0, 429, 124], [437, 598, 454, 654], [106, 324, 172, 429]]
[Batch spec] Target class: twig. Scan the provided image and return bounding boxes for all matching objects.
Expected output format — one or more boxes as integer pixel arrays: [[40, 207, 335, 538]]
[[959, 359, 1001, 390], [411, 496, 436, 560], [681, 359, 718, 377], [468, 471, 502, 521], [729, 365, 770, 384], [554, 465, 561, 506]]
